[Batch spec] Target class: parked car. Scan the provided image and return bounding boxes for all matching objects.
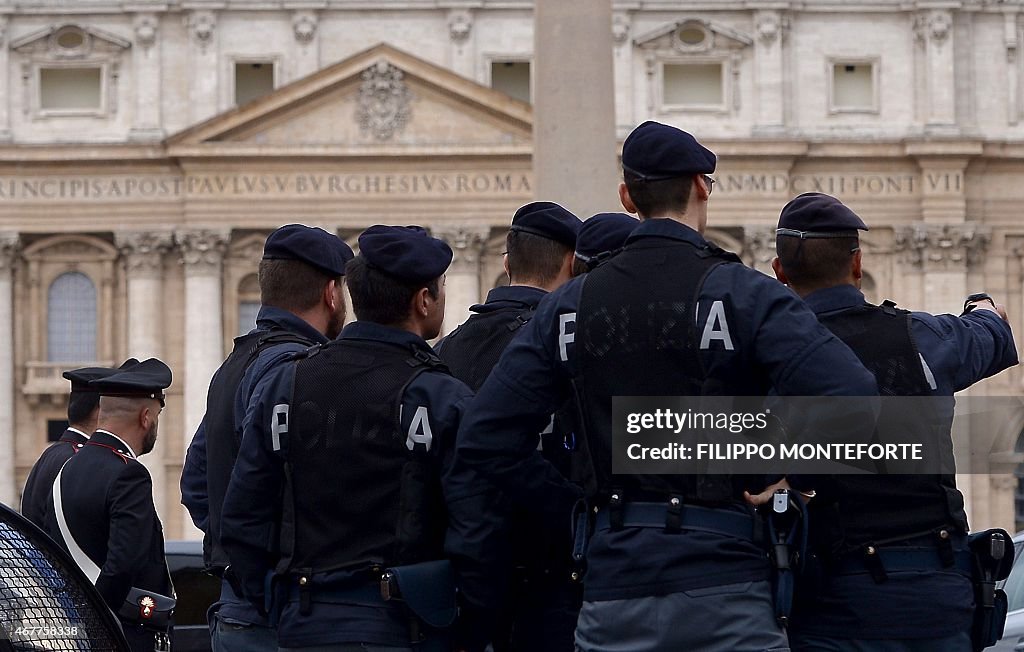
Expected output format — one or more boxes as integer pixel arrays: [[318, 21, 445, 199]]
[[991, 532, 1024, 651], [165, 540, 218, 652]]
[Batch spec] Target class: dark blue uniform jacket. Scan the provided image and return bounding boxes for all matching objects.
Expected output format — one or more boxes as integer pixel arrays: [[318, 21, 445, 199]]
[[21, 427, 88, 529], [220, 321, 476, 648], [180, 306, 327, 625], [456, 218, 879, 602]]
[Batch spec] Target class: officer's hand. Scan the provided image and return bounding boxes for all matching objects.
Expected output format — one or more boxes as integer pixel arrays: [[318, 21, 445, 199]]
[[744, 478, 791, 506], [969, 301, 1009, 321]]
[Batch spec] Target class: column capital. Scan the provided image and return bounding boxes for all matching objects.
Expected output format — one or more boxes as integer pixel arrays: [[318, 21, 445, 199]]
[[433, 225, 490, 274], [742, 225, 777, 266], [894, 223, 990, 269], [117, 231, 173, 278], [0, 232, 19, 272], [176, 228, 229, 275]]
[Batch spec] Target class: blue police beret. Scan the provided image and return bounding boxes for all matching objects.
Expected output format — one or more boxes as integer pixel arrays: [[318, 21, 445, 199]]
[[358, 225, 453, 283], [776, 193, 869, 239], [89, 358, 172, 404], [509, 202, 582, 248], [263, 224, 354, 277], [63, 358, 140, 393], [576, 212, 639, 262], [621, 121, 717, 181]]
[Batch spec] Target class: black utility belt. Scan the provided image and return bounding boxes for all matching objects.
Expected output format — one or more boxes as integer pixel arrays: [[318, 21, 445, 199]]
[[594, 500, 757, 542], [832, 546, 973, 581]]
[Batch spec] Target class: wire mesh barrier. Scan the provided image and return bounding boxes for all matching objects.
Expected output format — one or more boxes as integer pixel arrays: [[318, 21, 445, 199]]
[[0, 503, 128, 652]]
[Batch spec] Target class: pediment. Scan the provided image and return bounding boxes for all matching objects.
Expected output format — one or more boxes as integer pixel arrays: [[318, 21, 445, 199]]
[[635, 19, 753, 53], [168, 43, 532, 153], [11, 24, 131, 57]]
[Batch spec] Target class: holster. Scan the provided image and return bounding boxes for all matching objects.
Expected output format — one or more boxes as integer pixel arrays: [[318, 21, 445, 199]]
[[380, 559, 457, 630], [118, 587, 175, 632], [968, 528, 1014, 651], [763, 490, 807, 628]]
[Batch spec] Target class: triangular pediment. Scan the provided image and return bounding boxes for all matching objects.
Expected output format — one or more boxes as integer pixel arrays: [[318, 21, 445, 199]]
[[11, 24, 131, 55], [168, 43, 532, 154], [635, 19, 752, 53]]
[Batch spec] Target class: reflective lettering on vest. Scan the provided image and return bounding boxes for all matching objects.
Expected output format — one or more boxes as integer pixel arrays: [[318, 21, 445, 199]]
[[406, 405, 433, 451], [538, 414, 554, 450], [271, 404, 289, 451], [559, 313, 576, 362], [699, 300, 735, 351]]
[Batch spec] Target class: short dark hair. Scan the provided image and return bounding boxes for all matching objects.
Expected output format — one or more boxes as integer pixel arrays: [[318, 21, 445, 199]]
[[775, 235, 860, 289], [67, 391, 99, 426], [623, 170, 692, 218], [259, 259, 337, 312], [571, 257, 589, 278], [345, 255, 439, 326], [506, 230, 571, 285]]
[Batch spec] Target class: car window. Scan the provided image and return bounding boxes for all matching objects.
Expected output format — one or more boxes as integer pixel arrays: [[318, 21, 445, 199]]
[[1003, 542, 1024, 613], [170, 563, 220, 626]]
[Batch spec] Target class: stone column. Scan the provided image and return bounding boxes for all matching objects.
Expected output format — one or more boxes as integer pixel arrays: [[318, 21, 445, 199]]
[[117, 232, 173, 516], [436, 227, 488, 337], [743, 225, 778, 276], [533, 0, 620, 217], [129, 13, 163, 140], [186, 10, 219, 123], [0, 14, 11, 141], [0, 234, 18, 507], [176, 229, 228, 476], [447, 10, 474, 79], [916, 10, 956, 132], [753, 10, 788, 134], [291, 11, 320, 82]]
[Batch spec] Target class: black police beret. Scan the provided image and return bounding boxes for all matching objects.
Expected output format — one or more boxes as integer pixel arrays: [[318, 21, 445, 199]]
[[776, 193, 870, 239], [576, 213, 639, 262], [509, 202, 582, 248], [89, 358, 172, 404], [358, 225, 453, 283], [63, 358, 140, 393], [621, 121, 717, 181], [263, 224, 354, 277]]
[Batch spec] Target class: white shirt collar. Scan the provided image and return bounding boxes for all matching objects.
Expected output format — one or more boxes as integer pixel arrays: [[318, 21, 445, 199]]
[[66, 427, 91, 440], [95, 429, 137, 459]]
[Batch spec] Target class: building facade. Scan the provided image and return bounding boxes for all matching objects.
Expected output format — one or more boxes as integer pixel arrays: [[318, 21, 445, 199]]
[[0, 0, 1021, 538]]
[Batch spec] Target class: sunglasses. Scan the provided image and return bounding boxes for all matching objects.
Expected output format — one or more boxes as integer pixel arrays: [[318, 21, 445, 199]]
[[702, 174, 716, 195]]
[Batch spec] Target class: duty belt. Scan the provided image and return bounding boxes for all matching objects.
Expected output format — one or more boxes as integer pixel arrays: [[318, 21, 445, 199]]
[[593, 500, 756, 542], [833, 546, 973, 582]]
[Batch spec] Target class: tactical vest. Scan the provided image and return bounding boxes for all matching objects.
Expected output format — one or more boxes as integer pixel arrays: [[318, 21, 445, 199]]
[[816, 301, 968, 552], [203, 328, 314, 569], [278, 338, 448, 575], [575, 237, 742, 506], [438, 304, 535, 391]]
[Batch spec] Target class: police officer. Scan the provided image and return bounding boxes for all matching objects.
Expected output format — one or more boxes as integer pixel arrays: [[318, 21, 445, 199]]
[[43, 358, 175, 652], [21, 360, 135, 528], [571, 212, 638, 277], [221, 225, 479, 651], [437, 202, 582, 651], [180, 224, 352, 652], [456, 121, 879, 651], [771, 193, 1019, 651]]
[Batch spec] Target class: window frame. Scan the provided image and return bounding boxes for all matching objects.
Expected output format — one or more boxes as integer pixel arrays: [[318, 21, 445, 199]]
[[34, 61, 109, 118], [659, 57, 729, 114], [484, 54, 533, 104], [229, 56, 281, 109], [45, 270, 99, 363], [827, 57, 881, 115]]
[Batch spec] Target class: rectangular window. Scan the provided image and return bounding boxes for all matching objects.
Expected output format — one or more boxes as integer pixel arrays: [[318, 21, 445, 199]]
[[235, 62, 275, 106], [830, 62, 877, 112], [663, 63, 724, 108], [39, 67, 102, 111], [490, 61, 531, 103]]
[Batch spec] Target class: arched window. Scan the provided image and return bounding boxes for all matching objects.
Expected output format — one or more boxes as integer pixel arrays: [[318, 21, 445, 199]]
[[47, 271, 97, 362], [237, 273, 260, 336]]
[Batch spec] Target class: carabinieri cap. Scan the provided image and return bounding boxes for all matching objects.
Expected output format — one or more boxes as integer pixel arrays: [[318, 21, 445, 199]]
[[63, 358, 139, 394], [89, 358, 172, 407]]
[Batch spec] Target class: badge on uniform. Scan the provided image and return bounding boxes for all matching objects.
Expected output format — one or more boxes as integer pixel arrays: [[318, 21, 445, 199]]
[[138, 595, 156, 620]]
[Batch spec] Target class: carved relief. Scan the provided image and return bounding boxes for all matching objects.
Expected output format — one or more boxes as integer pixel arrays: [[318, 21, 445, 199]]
[[134, 14, 158, 50], [11, 24, 131, 57], [755, 11, 782, 46], [116, 231, 173, 278], [293, 11, 318, 44], [176, 229, 229, 275], [612, 13, 630, 45], [635, 18, 753, 54], [913, 10, 952, 45], [894, 223, 990, 268], [743, 225, 777, 266], [188, 11, 216, 48], [0, 233, 20, 273], [356, 61, 413, 141], [448, 10, 472, 43], [435, 226, 489, 273]]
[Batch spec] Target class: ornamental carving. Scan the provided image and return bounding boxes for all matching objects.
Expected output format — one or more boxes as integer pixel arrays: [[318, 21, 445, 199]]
[[188, 11, 216, 48], [0, 16, 7, 47], [356, 61, 413, 141], [612, 14, 630, 45], [435, 226, 489, 273], [755, 12, 781, 46], [134, 14, 158, 49], [293, 11, 318, 44], [117, 231, 173, 278], [448, 10, 472, 43], [743, 225, 777, 265], [0, 233, 20, 272], [894, 223, 990, 268], [913, 10, 952, 45], [175, 229, 229, 275]]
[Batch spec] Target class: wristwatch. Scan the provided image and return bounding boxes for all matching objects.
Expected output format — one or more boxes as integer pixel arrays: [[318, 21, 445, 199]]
[[963, 292, 995, 314]]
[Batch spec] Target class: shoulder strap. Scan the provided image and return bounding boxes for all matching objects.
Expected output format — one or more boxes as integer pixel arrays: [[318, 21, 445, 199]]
[[52, 462, 101, 584]]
